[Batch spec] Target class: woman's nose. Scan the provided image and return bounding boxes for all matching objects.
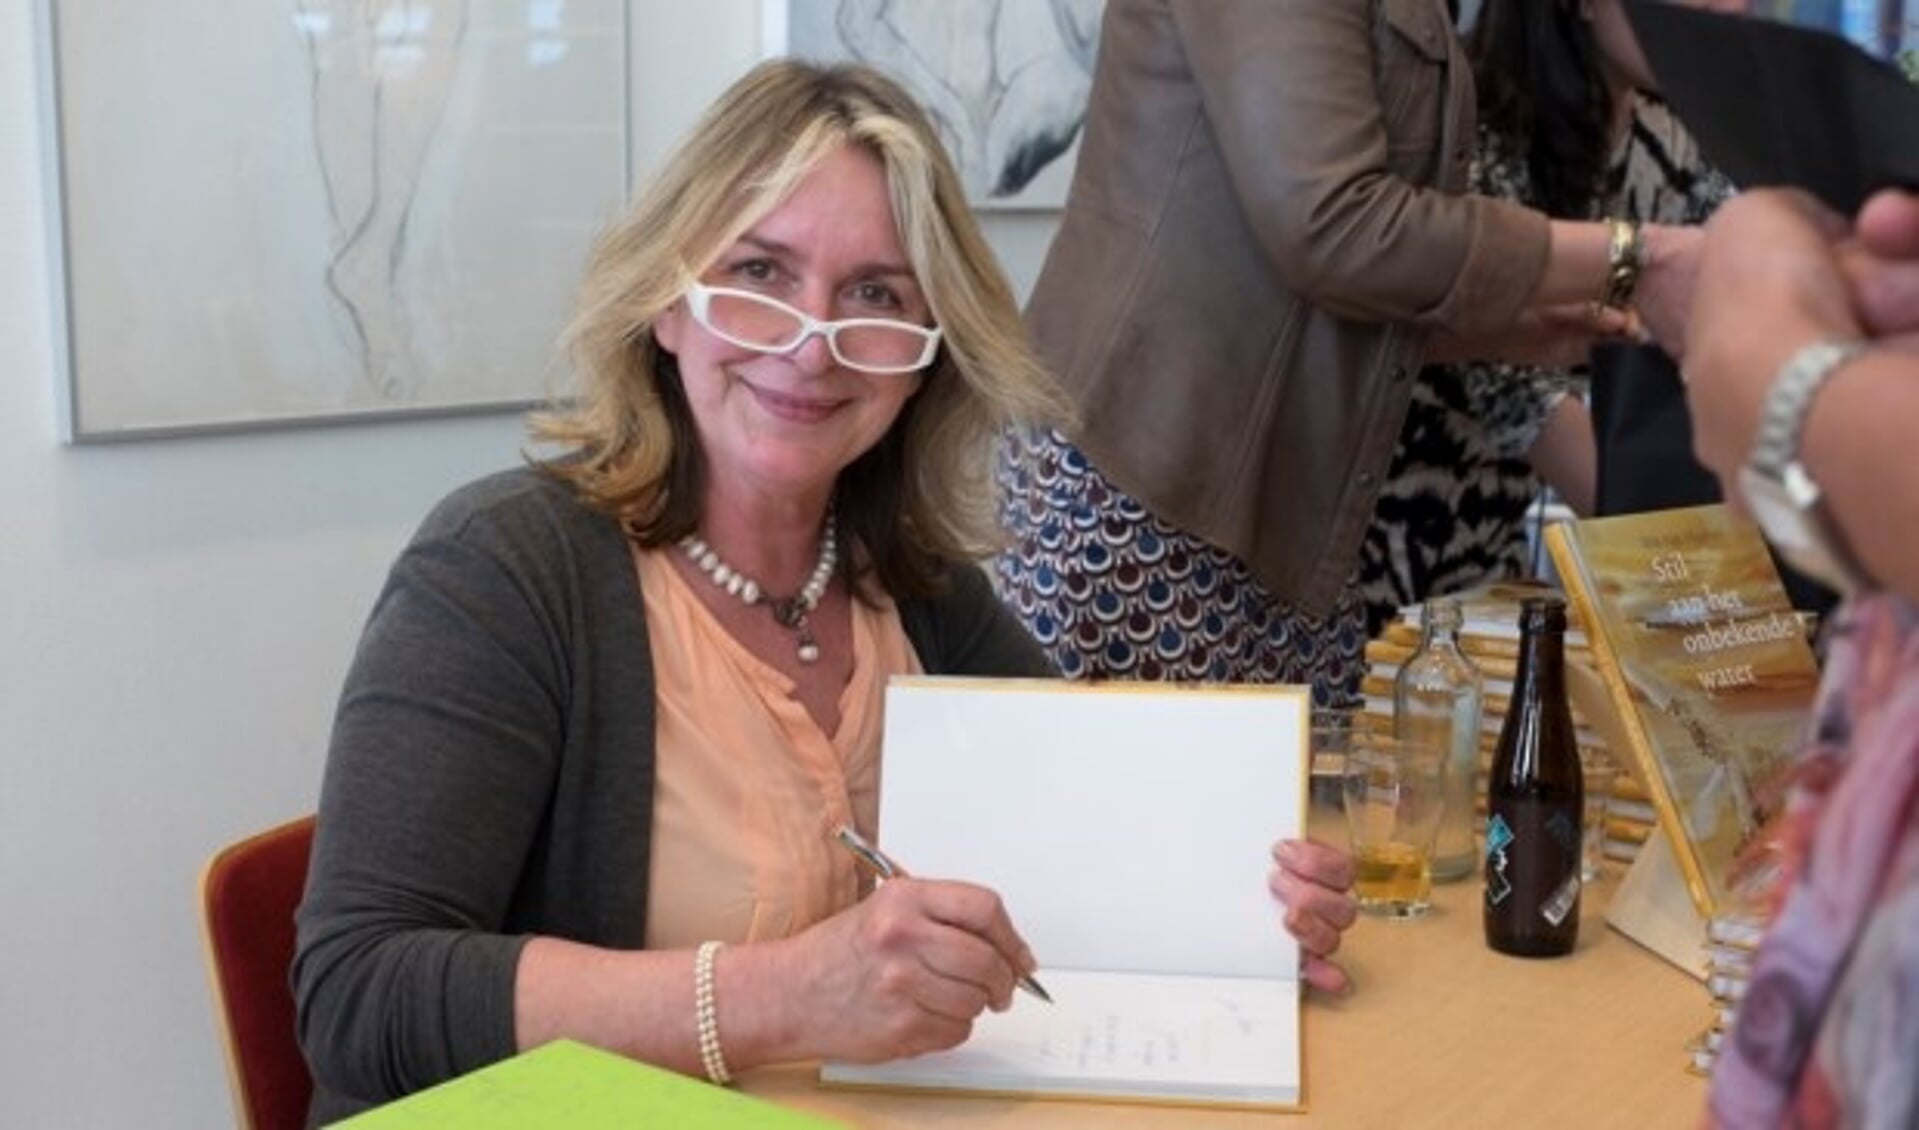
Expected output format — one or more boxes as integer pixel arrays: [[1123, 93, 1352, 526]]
[[785, 323, 837, 375]]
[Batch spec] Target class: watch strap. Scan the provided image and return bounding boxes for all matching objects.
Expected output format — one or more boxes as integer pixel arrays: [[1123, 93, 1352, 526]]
[[1748, 340, 1868, 475]]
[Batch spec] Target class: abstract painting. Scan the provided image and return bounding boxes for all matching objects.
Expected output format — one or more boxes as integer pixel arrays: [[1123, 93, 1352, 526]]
[[37, 0, 629, 439], [770, 0, 1103, 210]]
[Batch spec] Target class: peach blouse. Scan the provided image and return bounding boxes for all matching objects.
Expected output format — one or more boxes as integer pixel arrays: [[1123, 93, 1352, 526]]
[[634, 546, 922, 949]]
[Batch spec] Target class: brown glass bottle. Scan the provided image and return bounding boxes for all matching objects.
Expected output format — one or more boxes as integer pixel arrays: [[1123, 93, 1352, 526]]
[[1484, 597, 1583, 957]]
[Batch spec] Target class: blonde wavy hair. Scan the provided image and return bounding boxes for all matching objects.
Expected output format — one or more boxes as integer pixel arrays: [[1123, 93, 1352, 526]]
[[532, 59, 1068, 599]]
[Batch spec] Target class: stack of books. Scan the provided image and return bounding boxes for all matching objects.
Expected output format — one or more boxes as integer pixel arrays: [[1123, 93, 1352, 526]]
[[1601, 774, 1659, 865], [1688, 908, 1766, 1076], [1359, 582, 1633, 865]]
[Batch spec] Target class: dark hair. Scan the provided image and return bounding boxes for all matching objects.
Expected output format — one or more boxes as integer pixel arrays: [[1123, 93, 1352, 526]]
[[1468, 0, 1612, 218]]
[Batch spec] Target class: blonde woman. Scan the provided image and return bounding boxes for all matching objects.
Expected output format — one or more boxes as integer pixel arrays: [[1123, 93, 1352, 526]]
[[294, 60, 1357, 1121]]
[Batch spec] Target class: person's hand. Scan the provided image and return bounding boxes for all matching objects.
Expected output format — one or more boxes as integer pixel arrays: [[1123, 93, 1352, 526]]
[[1424, 302, 1632, 368], [1844, 188, 1919, 345], [1631, 222, 1705, 352], [1268, 838, 1358, 995], [780, 877, 1032, 1063], [1680, 189, 1864, 489]]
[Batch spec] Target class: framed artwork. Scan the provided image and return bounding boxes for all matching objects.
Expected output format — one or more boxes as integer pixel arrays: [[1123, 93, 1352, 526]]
[[35, 1, 630, 441], [765, 0, 1104, 210]]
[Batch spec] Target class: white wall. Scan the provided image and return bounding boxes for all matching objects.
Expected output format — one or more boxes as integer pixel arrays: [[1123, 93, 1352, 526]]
[[0, 3, 1056, 1125]]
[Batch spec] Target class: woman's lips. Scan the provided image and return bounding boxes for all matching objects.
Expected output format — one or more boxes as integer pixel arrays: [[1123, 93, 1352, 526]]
[[743, 380, 846, 424]]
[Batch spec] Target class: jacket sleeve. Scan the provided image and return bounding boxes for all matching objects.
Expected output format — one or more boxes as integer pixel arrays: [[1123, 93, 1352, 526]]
[[1167, 0, 1548, 333], [292, 490, 575, 1104]]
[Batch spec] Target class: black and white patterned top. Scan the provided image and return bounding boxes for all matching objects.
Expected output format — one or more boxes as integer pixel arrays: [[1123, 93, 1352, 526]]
[[1352, 94, 1733, 637]]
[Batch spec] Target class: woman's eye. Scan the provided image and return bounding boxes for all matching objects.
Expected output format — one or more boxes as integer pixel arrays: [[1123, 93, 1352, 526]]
[[851, 281, 902, 310], [727, 258, 781, 285]]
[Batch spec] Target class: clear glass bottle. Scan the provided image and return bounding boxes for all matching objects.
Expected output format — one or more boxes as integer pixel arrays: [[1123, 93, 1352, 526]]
[[1393, 597, 1484, 883]]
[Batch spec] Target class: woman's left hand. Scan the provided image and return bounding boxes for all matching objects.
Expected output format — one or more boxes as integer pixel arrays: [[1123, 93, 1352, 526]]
[[1846, 188, 1919, 345], [1680, 189, 1862, 485], [1269, 838, 1358, 994]]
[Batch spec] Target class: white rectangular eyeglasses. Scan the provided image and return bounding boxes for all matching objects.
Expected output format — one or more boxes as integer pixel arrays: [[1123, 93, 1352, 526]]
[[682, 281, 943, 375]]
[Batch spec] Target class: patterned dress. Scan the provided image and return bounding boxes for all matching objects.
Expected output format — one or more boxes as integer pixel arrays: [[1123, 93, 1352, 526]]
[[1352, 95, 1733, 638], [995, 426, 1370, 699], [1708, 592, 1919, 1127]]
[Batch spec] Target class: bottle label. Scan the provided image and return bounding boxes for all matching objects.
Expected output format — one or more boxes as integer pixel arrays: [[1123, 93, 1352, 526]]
[[1484, 803, 1581, 919], [1541, 872, 1581, 927]]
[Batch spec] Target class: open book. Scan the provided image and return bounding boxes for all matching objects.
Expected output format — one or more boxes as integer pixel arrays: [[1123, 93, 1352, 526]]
[[821, 678, 1308, 1111]]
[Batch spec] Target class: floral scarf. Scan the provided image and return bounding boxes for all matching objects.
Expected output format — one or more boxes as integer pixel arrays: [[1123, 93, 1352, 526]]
[[1709, 592, 1919, 1127]]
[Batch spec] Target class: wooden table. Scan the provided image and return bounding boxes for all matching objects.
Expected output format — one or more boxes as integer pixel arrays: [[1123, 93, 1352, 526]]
[[740, 852, 1711, 1128]]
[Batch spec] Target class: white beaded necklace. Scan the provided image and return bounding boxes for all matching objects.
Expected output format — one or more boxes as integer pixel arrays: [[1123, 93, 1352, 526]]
[[678, 513, 838, 664]]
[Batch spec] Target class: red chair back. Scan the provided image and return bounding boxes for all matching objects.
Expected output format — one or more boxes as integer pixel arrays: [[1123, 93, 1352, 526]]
[[199, 815, 316, 1130]]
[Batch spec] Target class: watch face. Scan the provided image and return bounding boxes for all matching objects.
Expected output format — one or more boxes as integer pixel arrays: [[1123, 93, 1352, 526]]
[[1739, 468, 1813, 552], [1738, 466, 1854, 594]]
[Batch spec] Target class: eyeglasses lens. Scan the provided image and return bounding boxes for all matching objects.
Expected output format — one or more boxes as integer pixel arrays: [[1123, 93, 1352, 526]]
[[703, 291, 927, 371]]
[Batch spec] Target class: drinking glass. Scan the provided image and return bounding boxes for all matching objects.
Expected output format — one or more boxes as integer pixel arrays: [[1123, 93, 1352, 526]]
[[1342, 735, 1445, 919], [1580, 753, 1614, 883], [1309, 707, 1359, 817]]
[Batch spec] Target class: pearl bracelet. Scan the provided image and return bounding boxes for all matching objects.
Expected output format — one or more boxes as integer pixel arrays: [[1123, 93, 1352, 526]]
[[694, 940, 732, 1085]]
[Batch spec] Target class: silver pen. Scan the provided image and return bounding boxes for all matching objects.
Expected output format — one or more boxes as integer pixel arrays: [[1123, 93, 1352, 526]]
[[832, 824, 1053, 1004]]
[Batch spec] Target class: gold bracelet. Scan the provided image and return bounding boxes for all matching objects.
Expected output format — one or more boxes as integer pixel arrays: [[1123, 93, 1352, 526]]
[[1598, 218, 1644, 311], [694, 940, 732, 1085]]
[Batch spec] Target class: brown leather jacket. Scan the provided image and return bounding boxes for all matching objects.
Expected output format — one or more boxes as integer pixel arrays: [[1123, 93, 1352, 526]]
[[1026, 0, 1549, 616]]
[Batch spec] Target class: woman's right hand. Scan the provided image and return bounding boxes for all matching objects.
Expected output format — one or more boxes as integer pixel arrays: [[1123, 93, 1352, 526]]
[[779, 877, 1034, 1063], [1424, 301, 1631, 367]]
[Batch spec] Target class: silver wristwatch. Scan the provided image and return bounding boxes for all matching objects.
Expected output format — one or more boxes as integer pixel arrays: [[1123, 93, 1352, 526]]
[[1736, 340, 1871, 596]]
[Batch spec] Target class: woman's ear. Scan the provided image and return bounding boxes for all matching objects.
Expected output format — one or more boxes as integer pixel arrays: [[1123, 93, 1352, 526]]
[[654, 301, 686, 356]]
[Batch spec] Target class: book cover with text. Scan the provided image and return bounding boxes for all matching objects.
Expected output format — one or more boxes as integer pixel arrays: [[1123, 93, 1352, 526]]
[[1546, 506, 1819, 916]]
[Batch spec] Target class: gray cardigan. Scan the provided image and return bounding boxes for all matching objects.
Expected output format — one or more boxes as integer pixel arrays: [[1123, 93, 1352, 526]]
[[293, 469, 1054, 1122]]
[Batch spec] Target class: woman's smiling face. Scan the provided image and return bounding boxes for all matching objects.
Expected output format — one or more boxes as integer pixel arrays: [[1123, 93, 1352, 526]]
[[654, 143, 931, 507]]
